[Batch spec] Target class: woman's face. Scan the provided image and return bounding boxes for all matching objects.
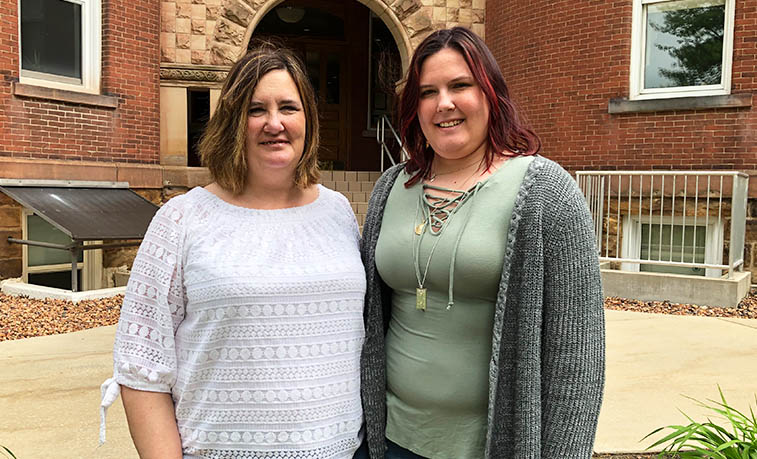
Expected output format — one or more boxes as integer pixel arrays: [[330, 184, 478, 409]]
[[417, 47, 490, 162], [245, 69, 306, 177]]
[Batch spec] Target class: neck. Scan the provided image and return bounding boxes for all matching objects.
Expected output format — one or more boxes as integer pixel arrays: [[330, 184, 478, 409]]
[[237, 171, 305, 209]]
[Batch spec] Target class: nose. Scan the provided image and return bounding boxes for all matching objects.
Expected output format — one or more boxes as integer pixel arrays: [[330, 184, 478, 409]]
[[264, 112, 284, 133], [437, 90, 455, 112]]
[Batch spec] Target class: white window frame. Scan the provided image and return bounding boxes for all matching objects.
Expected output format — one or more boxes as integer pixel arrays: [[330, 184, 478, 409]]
[[621, 215, 724, 278], [21, 209, 103, 290], [629, 0, 735, 100], [18, 0, 102, 94]]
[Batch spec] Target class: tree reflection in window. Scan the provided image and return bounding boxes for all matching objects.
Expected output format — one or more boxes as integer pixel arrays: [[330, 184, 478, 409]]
[[645, 0, 724, 89]]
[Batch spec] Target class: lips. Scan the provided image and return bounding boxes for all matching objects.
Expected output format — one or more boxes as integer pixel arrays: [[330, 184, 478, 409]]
[[436, 119, 463, 128], [260, 139, 290, 145]]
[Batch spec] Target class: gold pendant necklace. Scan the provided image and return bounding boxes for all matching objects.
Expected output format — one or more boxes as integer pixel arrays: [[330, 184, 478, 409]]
[[412, 194, 445, 311]]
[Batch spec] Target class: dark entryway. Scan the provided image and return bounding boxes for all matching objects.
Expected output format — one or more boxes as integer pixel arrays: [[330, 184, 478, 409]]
[[252, 0, 401, 171]]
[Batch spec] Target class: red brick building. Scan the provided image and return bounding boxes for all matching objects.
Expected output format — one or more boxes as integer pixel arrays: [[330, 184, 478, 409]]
[[487, 0, 757, 285], [0, 0, 161, 284]]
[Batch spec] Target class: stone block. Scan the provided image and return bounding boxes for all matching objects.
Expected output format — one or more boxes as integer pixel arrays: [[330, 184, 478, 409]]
[[406, 8, 433, 37], [176, 17, 191, 33], [190, 34, 206, 50], [161, 46, 177, 62], [103, 246, 139, 269], [176, 49, 192, 64], [0, 230, 22, 259], [177, 33, 191, 49], [210, 41, 238, 65], [191, 50, 209, 64], [223, 0, 254, 27], [177, 2, 192, 18], [352, 192, 367, 202], [215, 17, 246, 47], [161, 4, 176, 32], [0, 207, 21, 229], [191, 18, 205, 33], [191, 3, 206, 19], [0, 258, 22, 279]]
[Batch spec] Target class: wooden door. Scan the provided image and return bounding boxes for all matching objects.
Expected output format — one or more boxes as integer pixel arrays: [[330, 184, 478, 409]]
[[301, 45, 348, 166]]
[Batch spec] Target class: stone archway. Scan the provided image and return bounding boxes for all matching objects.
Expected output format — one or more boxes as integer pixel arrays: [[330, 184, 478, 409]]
[[208, 0, 428, 72]]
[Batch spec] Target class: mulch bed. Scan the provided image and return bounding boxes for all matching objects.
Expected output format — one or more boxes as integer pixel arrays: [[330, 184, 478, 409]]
[[1, 289, 756, 342]]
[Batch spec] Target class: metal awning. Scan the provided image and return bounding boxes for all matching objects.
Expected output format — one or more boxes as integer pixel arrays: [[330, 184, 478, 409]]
[[0, 180, 160, 291], [0, 180, 158, 240]]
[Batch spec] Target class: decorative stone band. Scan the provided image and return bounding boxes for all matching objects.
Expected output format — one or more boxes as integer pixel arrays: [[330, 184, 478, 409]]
[[160, 66, 229, 83]]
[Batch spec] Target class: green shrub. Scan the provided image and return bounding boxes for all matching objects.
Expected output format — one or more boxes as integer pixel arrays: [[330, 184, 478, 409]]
[[643, 386, 757, 458]]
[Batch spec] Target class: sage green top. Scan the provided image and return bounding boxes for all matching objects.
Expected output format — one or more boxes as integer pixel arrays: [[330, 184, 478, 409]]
[[375, 155, 533, 459]]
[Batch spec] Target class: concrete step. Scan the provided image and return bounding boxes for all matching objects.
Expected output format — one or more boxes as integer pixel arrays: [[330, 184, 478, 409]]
[[319, 170, 382, 229]]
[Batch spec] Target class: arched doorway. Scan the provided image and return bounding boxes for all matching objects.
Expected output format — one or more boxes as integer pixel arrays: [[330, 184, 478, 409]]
[[252, 0, 401, 171]]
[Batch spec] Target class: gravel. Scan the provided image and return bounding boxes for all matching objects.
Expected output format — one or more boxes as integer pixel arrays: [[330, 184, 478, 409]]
[[1, 289, 756, 342]]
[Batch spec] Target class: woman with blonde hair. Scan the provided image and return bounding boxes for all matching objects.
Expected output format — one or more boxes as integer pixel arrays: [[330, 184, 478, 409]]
[[101, 43, 367, 458]]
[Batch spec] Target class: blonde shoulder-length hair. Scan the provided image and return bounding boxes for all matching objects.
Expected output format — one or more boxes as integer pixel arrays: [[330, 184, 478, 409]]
[[199, 43, 320, 194]]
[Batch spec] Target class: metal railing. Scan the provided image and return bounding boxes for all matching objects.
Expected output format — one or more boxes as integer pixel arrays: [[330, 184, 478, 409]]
[[577, 171, 749, 279], [376, 115, 408, 170]]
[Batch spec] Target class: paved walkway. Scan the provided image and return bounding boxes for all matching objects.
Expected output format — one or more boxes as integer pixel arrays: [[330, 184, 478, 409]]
[[1, 310, 756, 458]]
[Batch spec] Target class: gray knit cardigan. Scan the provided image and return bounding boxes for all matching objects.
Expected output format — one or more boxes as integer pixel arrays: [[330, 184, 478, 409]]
[[359, 156, 605, 458]]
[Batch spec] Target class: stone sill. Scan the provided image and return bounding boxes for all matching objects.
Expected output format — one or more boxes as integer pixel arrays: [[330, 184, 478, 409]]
[[12, 82, 119, 109], [608, 93, 752, 114]]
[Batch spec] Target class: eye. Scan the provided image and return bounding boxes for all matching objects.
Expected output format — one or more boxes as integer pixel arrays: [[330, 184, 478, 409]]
[[420, 88, 436, 97], [452, 82, 472, 90], [280, 105, 300, 114], [248, 107, 265, 116]]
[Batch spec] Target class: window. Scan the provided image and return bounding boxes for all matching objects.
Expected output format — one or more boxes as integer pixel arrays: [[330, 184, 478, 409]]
[[20, 0, 101, 93], [630, 0, 735, 100], [367, 12, 400, 129], [621, 216, 724, 278], [187, 89, 210, 167], [22, 211, 102, 290]]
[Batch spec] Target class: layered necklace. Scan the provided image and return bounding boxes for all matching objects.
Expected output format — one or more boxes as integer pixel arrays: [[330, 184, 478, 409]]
[[412, 179, 483, 311]]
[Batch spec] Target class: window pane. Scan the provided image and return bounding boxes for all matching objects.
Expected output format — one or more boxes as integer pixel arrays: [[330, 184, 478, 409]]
[[21, 0, 82, 79], [644, 0, 724, 89], [29, 270, 81, 290], [369, 13, 400, 128], [640, 223, 706, 276], [27, 214, 82, 266]]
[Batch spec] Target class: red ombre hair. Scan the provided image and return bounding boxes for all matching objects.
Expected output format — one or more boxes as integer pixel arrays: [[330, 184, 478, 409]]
[[398, 27, 541, 186]]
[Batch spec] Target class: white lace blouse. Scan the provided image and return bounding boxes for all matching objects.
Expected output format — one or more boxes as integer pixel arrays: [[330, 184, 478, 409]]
[[100, 185, 366, 459]]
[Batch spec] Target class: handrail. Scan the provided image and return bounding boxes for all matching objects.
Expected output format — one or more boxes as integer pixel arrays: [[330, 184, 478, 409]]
[[576, 170, 749, 279], [376, 115, 409, 171]]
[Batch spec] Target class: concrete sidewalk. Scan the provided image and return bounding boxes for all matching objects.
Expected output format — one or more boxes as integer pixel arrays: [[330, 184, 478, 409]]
[[0, 310, 756, 458]]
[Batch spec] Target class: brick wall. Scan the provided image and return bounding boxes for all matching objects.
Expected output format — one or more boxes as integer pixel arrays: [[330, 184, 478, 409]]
[[485, 0, 757, 172], [0, 0, 160, 164]]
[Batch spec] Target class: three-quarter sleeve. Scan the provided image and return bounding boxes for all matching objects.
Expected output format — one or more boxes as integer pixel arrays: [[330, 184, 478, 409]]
[[112, 198, 188, 392], [100, 198, 188, 443]]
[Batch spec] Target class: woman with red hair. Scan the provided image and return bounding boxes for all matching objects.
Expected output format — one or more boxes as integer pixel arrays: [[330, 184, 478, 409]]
[[359, 27, 605, 458]]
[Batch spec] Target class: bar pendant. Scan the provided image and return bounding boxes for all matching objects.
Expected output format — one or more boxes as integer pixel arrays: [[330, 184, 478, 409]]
[[416, 287, 427, 311]]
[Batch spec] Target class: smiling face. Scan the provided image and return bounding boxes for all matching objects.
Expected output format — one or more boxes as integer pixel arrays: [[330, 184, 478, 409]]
[[417, 47, 490, 164], [245, 69, 306, 180]]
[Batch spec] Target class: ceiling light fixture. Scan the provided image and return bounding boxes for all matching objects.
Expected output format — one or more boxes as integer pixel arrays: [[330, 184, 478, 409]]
[[276, 6, 305, 24]]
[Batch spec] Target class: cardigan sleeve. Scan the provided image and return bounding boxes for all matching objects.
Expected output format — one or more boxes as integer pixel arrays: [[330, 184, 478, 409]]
[[539, 172, 605, 458]]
